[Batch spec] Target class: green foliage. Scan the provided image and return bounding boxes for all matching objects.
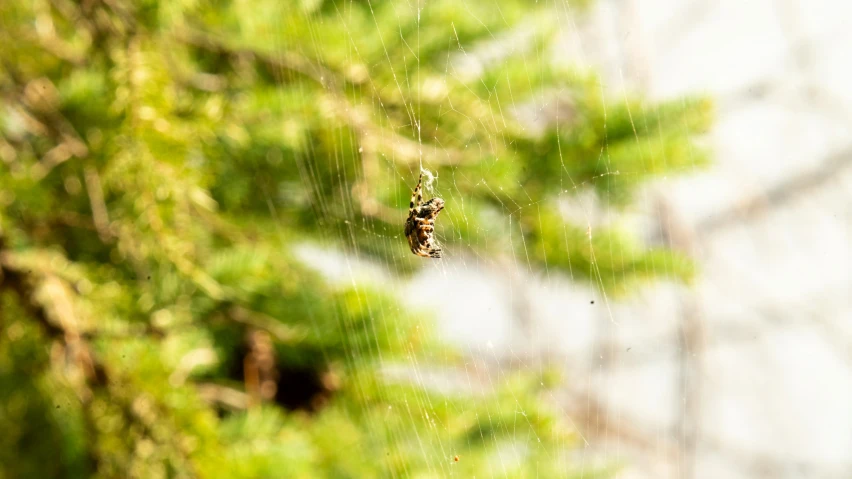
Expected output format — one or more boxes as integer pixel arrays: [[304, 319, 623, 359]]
[[0, 0, 710, 477]]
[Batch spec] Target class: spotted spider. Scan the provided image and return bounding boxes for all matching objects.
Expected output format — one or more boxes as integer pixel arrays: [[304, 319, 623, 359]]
[[404, 172, 445, 258]]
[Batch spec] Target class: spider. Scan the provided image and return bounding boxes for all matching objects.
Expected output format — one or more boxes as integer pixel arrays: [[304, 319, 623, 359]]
[[404, 172, 445, 258]]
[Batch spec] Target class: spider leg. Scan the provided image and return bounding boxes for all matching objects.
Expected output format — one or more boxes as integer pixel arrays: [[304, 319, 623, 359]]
[[422, 198, 444, 221], [409, 172, 423, 216]]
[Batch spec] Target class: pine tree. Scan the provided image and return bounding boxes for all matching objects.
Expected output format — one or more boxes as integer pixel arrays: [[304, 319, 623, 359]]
[[0, 0, 711, 477]]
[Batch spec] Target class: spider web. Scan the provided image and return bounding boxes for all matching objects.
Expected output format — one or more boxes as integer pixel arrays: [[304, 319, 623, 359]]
[[271, 1, 710, 477], [2, 0, 849, 476]]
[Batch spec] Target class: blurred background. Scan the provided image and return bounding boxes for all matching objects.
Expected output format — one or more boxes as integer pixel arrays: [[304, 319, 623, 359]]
[[1, 0, 850, 478]]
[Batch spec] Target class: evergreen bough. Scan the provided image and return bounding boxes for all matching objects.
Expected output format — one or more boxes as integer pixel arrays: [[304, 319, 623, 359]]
[[0, 0, 710, 477]]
